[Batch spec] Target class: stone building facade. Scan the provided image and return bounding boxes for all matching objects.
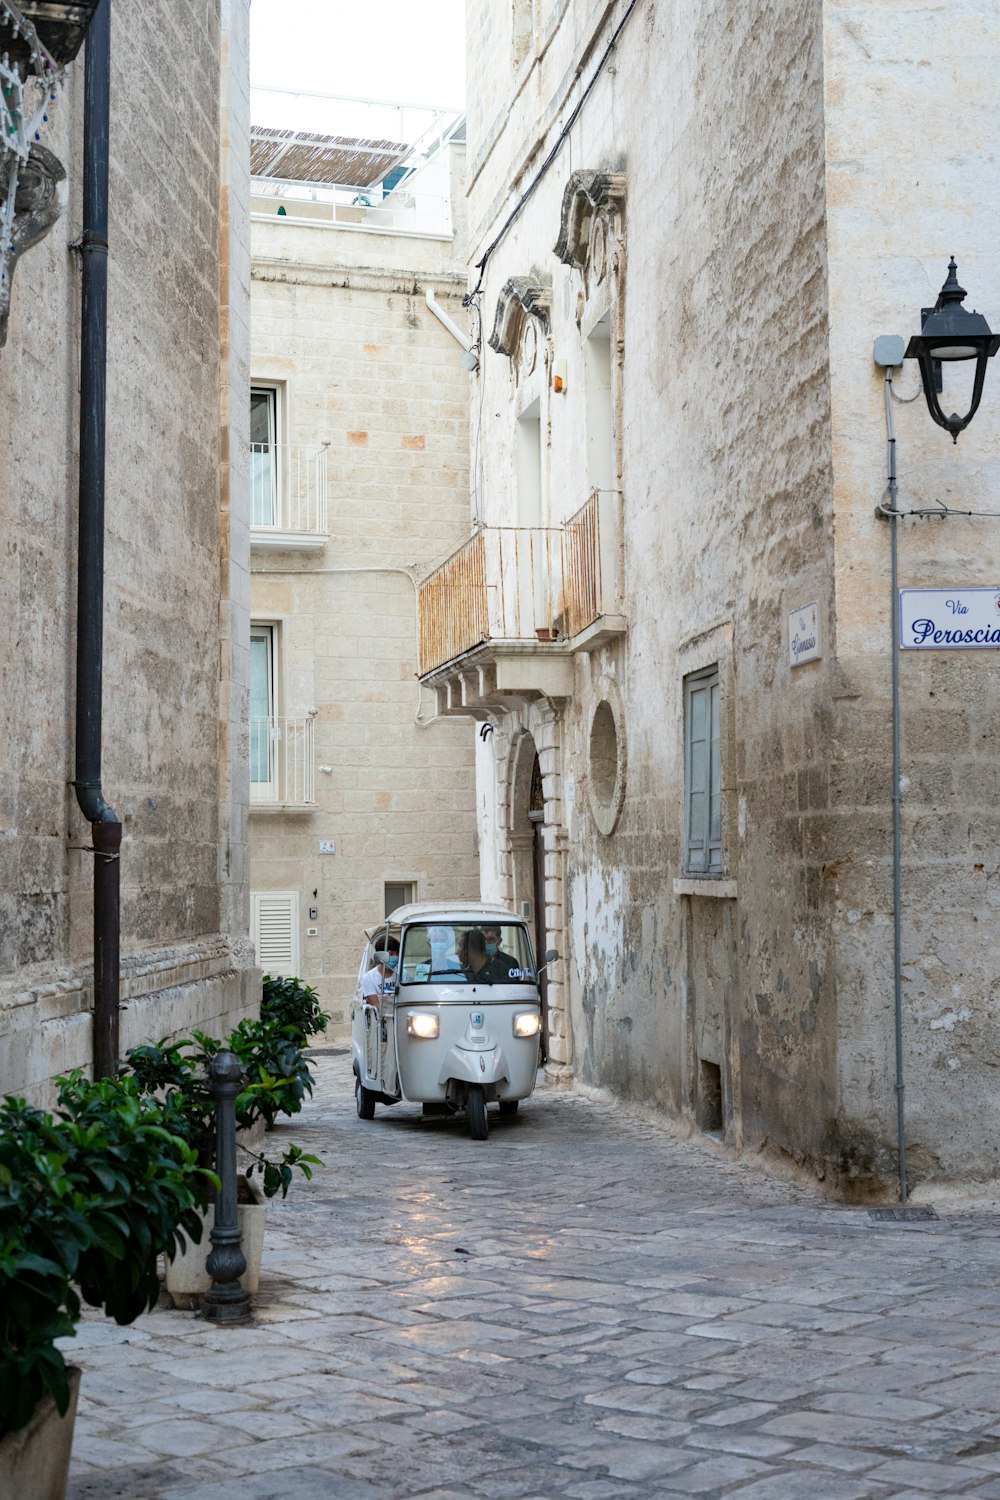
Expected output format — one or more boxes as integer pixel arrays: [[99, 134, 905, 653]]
[[248, 134, 479, 1028], [418, 0, 1000, 1192], [0, 0, 258, 1098]]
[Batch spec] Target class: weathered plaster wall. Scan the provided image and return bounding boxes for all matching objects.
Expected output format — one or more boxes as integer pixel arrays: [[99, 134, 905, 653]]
[[0, 0, 258, 1099], [823, 1, 1000, 1185], [249, 168, 480, 1029]]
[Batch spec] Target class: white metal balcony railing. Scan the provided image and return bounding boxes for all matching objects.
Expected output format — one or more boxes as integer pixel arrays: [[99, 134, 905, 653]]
[[250, 442, 328, 540], [250, 179, 453, 238], [250, 715, 316, 806], [418, 492, 619, 678]]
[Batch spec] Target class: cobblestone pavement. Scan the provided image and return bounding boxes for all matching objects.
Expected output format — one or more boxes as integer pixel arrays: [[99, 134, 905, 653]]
[[63, 1055, 1000, 1500]]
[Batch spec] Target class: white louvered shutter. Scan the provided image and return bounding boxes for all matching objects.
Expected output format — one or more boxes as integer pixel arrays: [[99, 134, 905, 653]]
[[251, 891, 299, 977]]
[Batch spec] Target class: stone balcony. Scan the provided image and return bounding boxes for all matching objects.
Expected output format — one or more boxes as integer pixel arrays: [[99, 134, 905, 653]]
[[417, 492, 626, 716]]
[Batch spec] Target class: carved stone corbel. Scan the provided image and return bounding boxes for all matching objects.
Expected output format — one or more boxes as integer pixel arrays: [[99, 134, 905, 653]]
[[553, 170, 626, 271], [487, 271, 552, 362], [0, 143, 67, 348]]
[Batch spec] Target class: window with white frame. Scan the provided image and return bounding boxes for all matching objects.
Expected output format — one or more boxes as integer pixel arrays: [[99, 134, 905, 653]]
[[250, 386, 278, 527], [684, 666, 722, 875], [248, 623, 316, 807], [251, 890, 299, 976], [250, 624, 276, 795]]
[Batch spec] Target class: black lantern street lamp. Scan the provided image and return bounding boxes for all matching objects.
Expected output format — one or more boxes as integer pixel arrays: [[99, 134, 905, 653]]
[[905, 258, 1000, 443]]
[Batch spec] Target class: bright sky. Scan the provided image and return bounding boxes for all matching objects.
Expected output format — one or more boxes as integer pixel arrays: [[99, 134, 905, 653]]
[[250, 0, 466, 138]]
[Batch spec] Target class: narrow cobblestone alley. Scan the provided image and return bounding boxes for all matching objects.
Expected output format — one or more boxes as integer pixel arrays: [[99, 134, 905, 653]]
[[64, 1056, 1000, 1500]]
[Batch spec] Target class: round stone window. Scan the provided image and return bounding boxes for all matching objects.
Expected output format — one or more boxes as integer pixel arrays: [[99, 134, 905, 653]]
[[588, 692, 625, 835]]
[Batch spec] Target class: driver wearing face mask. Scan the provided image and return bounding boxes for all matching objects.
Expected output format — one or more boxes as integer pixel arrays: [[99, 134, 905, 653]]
[[363, 934, 399, 1008], [482, 925, 520, 982]]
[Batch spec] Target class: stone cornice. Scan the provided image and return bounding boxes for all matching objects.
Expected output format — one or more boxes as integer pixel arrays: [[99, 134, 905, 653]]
[[488, 273, 553, 357], [251, 258, 466, 296]]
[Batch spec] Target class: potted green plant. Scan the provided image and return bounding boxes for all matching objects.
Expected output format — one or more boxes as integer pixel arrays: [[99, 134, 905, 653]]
[[123, 1017, 321, 1306], [261, 973, 330, 1049], [0, 1078, 214, 1499]]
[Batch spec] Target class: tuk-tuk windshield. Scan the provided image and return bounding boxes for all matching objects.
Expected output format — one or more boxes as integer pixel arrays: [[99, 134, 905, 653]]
[[400, 922, 536, 985]]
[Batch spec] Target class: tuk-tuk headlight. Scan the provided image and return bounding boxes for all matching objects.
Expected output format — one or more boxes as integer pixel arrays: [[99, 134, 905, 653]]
[[406, 1011, 440, 1039], [513, 1012, 541, 1038]]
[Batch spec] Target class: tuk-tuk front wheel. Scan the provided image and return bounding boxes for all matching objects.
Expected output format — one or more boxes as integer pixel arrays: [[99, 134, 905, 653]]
[[356, 1077, 377, 1120], [468, 1084, 488, 1141]]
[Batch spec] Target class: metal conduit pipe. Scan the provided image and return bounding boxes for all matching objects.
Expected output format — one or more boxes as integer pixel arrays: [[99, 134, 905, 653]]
[[73, 0, 121, 1079], [881, 366, 907, 1201]]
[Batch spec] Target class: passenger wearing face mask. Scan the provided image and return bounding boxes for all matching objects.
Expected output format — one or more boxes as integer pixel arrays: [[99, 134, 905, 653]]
[[363, 934, 399, 1009], [426, 925, 463, 977]]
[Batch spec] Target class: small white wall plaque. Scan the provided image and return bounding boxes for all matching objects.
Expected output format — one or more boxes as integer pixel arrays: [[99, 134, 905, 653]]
[[900, 588, 1000, 649], [318, 840, 335, 854], [788, 603, 821, 667]]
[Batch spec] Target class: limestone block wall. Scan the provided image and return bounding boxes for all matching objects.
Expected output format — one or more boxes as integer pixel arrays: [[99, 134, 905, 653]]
[[0, 0, 258, 1100], [465, 0, 1000, 1190], [249, 178, 479, 1029], [466, 0, 834, 1117], [822, 0, 1000, 1186]]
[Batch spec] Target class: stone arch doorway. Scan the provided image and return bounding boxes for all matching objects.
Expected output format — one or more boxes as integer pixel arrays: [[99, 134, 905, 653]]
[[507, 721, 567, 1070], [509, 733, 544, 1036]]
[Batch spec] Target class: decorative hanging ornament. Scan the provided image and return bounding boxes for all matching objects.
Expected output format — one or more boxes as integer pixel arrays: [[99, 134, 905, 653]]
[[0, 0, 65, 345]]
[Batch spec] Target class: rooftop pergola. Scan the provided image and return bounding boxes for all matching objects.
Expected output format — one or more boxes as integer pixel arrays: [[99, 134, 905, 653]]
[[250, 126, 411, 191], [250, 88, 463, 193]]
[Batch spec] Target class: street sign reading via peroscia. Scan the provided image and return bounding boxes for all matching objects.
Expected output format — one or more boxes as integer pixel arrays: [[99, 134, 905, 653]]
[[788, 602, 821, 667], [899, 588, 1000, 649]]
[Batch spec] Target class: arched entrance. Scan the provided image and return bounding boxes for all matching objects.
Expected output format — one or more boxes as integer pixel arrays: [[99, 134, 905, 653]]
[[509, 732, 549, 1058]]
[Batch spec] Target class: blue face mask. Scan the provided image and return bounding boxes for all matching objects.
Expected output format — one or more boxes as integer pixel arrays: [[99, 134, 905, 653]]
[[385, 955, 398, 971], [485, 943, 498, 957]]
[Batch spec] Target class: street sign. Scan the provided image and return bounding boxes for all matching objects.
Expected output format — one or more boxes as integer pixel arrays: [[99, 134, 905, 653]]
[[788, 602, 821, 667], [899, 588, 1000, 649]]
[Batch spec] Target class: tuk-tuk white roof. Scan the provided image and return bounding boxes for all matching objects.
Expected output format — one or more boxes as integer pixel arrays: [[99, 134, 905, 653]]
[[386, 900, 521, 924]]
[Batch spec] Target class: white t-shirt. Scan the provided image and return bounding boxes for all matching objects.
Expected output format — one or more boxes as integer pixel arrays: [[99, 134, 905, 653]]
[[362, 964, 396, 1004]]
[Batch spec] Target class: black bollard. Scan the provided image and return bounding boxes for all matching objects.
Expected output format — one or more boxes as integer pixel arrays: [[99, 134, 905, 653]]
[[202, 1049, 252, 1325]]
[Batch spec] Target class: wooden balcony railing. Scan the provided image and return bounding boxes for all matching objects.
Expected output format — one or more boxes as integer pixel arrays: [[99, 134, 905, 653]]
[[417, 493, 616, 677], [561, 492, 601, 639]]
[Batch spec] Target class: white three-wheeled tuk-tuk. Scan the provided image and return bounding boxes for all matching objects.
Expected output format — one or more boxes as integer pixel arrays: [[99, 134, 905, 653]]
[[351, 901, 556, 1140]]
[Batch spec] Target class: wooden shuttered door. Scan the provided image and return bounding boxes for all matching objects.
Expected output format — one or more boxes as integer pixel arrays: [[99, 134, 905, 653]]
[[251, 891, 299, 977]]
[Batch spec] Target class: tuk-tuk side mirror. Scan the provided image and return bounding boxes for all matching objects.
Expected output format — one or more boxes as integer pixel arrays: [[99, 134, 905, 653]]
[[535, 948, 560, 981]]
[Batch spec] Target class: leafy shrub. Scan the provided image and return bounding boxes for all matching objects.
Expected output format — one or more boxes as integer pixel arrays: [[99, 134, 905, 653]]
[[261, 974, 330, 1048], [0, 1079, 214, 1438], [124, 1022, 321, 1199]]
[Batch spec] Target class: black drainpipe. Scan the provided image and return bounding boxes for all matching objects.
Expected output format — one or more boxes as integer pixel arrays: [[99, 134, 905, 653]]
[[73, 0, 121, 1079]]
